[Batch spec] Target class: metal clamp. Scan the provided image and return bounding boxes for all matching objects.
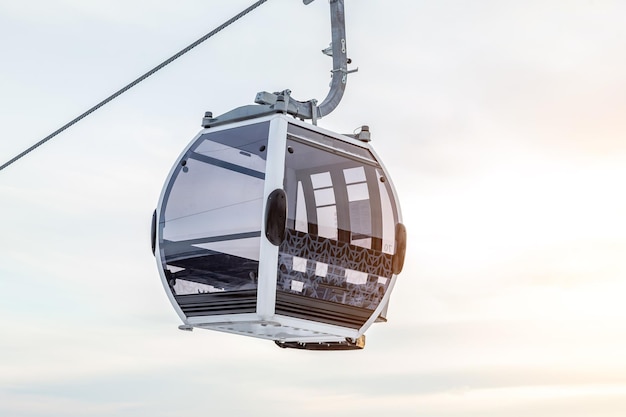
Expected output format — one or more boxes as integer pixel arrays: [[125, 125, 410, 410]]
[[203, 0, 353, 127]]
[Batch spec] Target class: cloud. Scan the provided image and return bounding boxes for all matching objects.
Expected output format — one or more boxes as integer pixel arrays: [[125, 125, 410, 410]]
[[2, 2, 626, 417]]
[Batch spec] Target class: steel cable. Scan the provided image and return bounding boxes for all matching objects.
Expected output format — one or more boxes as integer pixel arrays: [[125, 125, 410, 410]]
[[0, 0, 269, 172]]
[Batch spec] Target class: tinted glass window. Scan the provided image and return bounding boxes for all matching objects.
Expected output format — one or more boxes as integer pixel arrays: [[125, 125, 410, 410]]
[[279, 134, 397, 313], [159, 122, 269, 296]]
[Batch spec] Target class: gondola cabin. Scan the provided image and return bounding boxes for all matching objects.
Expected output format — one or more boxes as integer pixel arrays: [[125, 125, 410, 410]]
[[153, 113, 406, 350]]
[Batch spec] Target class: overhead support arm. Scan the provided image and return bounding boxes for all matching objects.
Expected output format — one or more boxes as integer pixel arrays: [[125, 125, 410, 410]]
[[203, 0, 357, 128], [316, 0, 350, 118]]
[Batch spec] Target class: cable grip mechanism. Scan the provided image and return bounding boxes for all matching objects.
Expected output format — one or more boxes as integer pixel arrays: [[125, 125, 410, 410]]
[[203, 0, 356, 128]]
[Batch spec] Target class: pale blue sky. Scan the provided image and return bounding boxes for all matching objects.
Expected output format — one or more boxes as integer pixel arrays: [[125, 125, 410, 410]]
[[1, 1, 626, 416]]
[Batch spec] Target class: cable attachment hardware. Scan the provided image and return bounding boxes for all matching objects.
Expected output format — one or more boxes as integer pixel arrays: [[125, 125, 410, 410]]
[[331, 65, 359, 84], [203, 0, 351, 128], [324, 39, 358, 84], [298, 0, 352, 117]]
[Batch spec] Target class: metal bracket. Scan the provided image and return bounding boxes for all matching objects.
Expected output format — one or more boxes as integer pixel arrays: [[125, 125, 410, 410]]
[[310, 99, 318, 125], [203, 0, 355, 128]]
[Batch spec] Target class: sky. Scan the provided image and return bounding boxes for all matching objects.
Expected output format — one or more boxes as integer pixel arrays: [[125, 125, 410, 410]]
[[1, 0, 625, 416]]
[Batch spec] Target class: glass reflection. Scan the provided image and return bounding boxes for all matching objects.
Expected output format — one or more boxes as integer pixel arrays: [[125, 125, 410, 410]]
[[159, 122, 269, 296], [279, 132, 397, 315]]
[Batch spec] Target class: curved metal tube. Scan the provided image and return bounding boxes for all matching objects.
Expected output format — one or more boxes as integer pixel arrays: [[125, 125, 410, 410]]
[[317, 0, 349, 118], [204, 0, 352, 127]]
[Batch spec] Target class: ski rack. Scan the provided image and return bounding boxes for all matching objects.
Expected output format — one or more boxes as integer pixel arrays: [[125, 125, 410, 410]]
[[202, 0, 357, 128]]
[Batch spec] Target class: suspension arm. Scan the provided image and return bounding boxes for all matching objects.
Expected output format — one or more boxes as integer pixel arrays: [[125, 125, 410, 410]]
[[203, 0, 356, 127], [316, 0, 350, 118]]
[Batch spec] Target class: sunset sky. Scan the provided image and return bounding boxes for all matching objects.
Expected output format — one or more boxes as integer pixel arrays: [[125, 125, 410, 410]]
[[1, 1, 625, 416]]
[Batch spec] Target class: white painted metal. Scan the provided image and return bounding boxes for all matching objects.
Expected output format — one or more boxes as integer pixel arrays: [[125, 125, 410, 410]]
[[256, 115, 288, 319], [155, 115, 277, 327], [156, 113, 402, 347]]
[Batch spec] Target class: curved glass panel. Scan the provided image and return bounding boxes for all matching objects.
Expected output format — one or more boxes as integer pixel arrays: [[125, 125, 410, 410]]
[[158, 122, 269, 310], [277, 127, 399, 327]]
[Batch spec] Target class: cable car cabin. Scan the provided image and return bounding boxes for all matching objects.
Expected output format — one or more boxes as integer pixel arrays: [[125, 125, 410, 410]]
[[153, 113, 406, 350]]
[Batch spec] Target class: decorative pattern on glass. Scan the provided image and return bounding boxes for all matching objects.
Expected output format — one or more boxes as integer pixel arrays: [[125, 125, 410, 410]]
[[280, 134, 397, 311]]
